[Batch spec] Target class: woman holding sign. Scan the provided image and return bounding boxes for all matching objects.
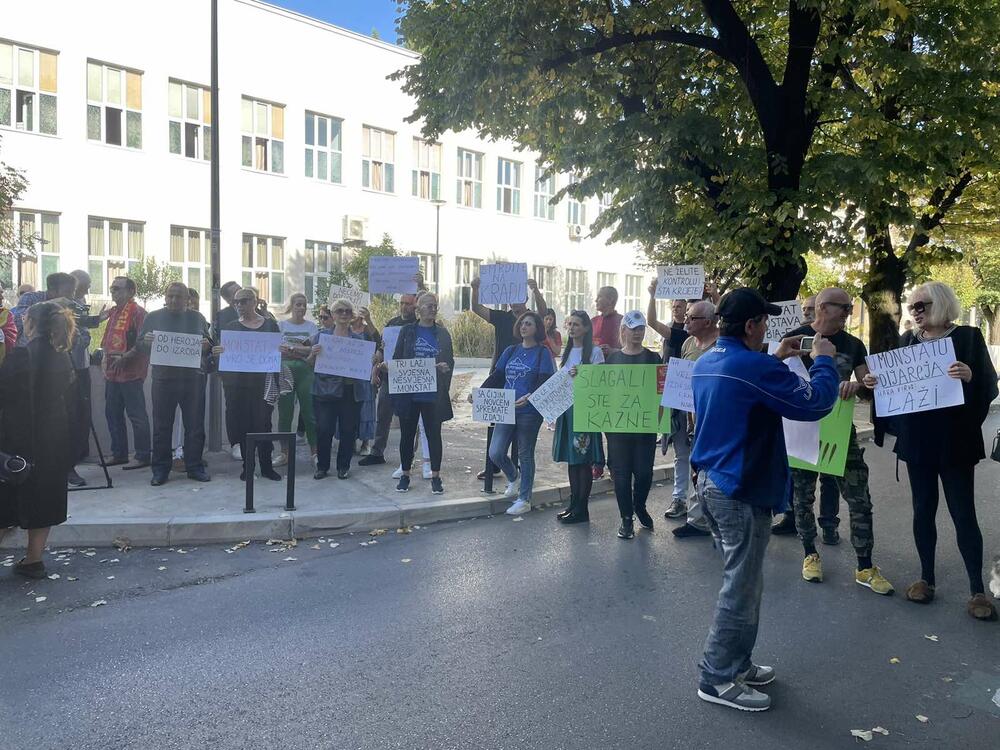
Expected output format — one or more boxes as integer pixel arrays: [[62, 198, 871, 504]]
[[391, 293, 454, 495], [486, 311, 555, 515], [212, 288, 282, 482], [864, 281, 998, 620], [275, 293, 318, 466], [552, 311, 605, 524]]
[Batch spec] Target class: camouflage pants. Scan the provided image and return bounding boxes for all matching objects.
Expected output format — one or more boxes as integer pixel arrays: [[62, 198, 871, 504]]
[[791, 428, 874, 557]]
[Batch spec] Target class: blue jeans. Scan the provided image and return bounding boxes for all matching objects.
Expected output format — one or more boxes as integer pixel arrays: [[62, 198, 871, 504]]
[[105, 379, 151, 462], [698, 476, 773, 687], [489, 411, 542, 502]]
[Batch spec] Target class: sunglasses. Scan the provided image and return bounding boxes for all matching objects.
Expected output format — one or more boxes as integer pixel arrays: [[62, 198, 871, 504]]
[[907, 300, 932, 314], [234, 298, 255, 305], [822, 301, 854, 313], [333, 308, 353, 315], [685, 315, 710, 321]]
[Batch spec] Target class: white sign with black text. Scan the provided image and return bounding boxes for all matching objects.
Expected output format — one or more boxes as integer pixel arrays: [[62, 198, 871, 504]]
[[219, 330, 282, 373], [472, 388, 517, 425], [327, 284, 371, 311], [388, 358, 438, 395], [381, 326, 402, 362], [368, 256, 420, 295], [659, 357, 696, 413], [313, 335, 377, 381], [865, 337, 964, 417], [655, 265, 705, 300], [527, 369, 575, 423], [150, 330, 203, 369], [479, 263, 528, 305], [764, 300, 804, 343]]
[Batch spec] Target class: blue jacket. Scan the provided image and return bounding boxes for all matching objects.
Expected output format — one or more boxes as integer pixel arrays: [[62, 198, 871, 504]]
[[691, 337, 839, 509]]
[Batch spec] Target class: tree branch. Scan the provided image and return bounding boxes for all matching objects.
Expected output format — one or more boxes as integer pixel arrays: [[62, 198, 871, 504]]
[[904, 171, 974, 257], [541, 27, 729, 71]]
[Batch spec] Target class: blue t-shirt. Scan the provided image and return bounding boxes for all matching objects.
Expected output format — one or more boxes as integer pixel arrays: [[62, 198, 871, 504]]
[[496, 344, 555, 415], [412, 325, 439, 403]]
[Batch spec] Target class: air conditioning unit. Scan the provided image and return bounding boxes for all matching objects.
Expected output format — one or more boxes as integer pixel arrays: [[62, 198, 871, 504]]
[[343, 215, 368, 243], [568, 224, 584, 241]]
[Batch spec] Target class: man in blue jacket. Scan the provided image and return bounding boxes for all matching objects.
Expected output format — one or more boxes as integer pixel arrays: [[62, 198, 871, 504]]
[[691, 288, 839, 712]]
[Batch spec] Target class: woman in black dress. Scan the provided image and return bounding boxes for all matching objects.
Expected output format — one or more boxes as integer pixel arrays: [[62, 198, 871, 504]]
[[0, 301, 76, 579]]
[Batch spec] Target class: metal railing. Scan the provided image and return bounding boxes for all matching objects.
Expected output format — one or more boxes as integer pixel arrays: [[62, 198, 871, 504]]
[[243, 432, 297, 513]]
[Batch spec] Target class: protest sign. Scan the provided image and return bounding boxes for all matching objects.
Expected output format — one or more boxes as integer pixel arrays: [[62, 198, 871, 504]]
[[768, 342, 819, 465], [388, 358, 437, 394], [313, 335, 377, 380], [368, 256, 419, 294], [654, 265, 705, 300], [479, 263, 528, 305], [573, 365, 671, 433], [764, 300, 803, 343], [788, 397, 855, 476], [327, 284, 370, 310], [150, 330, 203, 369], [527, 368, 575, 423], [219, 330, 282, 373], [659, 357, 696, 413], [865, 337, 964, 417], [472, 388, 516, 425], [381, 325, 402, 361]]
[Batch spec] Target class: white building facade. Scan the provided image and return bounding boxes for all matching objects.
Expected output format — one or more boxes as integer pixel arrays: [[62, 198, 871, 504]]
[[2, 0, 653, 318]]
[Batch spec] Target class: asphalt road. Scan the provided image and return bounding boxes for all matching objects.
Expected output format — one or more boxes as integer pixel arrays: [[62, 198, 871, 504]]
[[2, 417, 999, 750]]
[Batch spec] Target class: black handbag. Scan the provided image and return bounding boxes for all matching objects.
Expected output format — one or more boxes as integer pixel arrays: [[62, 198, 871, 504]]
[[991, 430, 1000, 463], [0, 451, 32, 485]]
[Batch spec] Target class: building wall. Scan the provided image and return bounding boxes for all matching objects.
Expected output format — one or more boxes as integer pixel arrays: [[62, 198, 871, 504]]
[[2, 0, 653, 317]]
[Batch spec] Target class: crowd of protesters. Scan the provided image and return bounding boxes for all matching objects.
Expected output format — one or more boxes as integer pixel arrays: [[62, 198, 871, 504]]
[[0, 268, 997, 713]]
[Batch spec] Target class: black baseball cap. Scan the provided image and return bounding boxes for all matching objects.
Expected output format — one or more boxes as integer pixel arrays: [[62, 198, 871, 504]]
[[717, 288, 782, 323]]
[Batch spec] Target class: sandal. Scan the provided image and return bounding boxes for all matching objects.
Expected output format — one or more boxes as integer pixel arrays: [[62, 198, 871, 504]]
[[905, 580, 935, 603], [967, 593, 997, 621]]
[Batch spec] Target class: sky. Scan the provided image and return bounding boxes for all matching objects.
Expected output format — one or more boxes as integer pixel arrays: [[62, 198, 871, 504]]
[[268, 0, 400, 42]]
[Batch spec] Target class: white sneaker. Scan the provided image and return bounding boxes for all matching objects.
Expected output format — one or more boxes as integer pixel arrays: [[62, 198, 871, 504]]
[[230, 444, 242, 461], [272, 452, 288, 467], [503, 479, 519, 498], [422, 462, 433, 480], [392, 465, 404, 479], [506, 499, 531, 515]]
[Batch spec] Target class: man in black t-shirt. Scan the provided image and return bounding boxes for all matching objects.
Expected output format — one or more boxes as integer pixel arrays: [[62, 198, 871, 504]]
[[782, 287, 893, 596]]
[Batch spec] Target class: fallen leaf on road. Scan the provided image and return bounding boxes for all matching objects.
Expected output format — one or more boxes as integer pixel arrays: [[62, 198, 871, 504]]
[[924, 635, 939, 642], [175, 550, 187, 555], [369, 529, 387, 536], [359, 542, 370, 547], [850, 729, 873, 741], [113, 537, 132, 552], [47, 573, 60, 580], [67, 577, 77, 581], [157, 567, 166, 571], [915, 715, 929, 723], [83, 552, 95, 557], [35, 596, 46, 603], [401, 559, 412, 563], [106, 576, 115, 580], [226, 540, 251, 554], [283, 556, 297, 561], [512, 517, 523, 522], [90, 600, 107, 607], [642, 615, 656, 622], [310, 544, 321, 550], [872, 727, 889, 735], [329, 543, 340, 549], [889, 657, 900, 664], [396, 527, 412, 534]]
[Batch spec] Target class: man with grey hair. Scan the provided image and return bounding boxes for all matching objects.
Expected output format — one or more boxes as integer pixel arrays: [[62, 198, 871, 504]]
[[66, 270, 108, 486]]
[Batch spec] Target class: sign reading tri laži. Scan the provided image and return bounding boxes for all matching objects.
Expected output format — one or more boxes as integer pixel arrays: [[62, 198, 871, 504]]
[[388, 358, 437, 394], [865, 338, 964, 417]]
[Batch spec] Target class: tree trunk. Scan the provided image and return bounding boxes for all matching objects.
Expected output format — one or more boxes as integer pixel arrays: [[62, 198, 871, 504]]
[[861, 226, 907, 354], [759, 254, 806, 302], [981, 305, 999, 345]]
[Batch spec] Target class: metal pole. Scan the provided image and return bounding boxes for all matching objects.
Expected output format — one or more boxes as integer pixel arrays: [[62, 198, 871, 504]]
[[208, 0, 223, 451], [434, 203, 441, 295]]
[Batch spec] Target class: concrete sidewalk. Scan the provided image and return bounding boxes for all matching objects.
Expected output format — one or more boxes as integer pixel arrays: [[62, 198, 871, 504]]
[[1, 394, 875, 548]]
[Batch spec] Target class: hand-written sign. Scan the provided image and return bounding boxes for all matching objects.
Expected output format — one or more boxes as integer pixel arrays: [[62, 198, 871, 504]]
[[865, 337, 964, 417], [527, 368, 575, 422], [573, 365, 671, 433], [219, 330, 281, 373], [764, 300, 804, 343], [655, 265, 705, 300], [150, 330, 203, 369], [368, 256, 419, 295], [327, 284, 370, 310], [659, 357, 696, 413], [769, 341, 820, 465], [388, 358, 437, 394], [381, 326, 402, 362], [479, 263, 528, 305], [788, 397, 855, 477], [472, 388, 516, 425], [313, 334, 377, 380]]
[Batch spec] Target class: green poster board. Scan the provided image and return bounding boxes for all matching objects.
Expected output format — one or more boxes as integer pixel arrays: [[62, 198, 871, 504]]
[[572, 364, 671, 434], [787, 397, 855, 477]]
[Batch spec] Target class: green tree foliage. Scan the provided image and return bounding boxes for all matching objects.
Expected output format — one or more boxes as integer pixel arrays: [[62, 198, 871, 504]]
[[0, 136, 30, 279], [131, 258, 178, 305], [314, 234, 403, 327]]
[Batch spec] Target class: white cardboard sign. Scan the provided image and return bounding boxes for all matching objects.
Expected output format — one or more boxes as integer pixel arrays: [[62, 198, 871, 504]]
[[865, 338, 964, 417], [768, 342, 820, 464], [388, 357, 437, 394], [368, 256, 419, 295], [527, 368, 575, 422], [381, 325, 402, 362], [659, 357, 696, 413], [327, 284, 371, 311], [218, 330, 282, 373], [764, 300, 804, 343], [314, 334, 377, 380], [479, 263, 528, 305], [150, 330, 203, 369], [472, 388, 516, 425], [655, 265, 705, 300]]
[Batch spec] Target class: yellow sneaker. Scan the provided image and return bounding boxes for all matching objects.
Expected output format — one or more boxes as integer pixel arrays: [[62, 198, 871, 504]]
[[802, 553, 823, 583], [856, 566, 894, 595]]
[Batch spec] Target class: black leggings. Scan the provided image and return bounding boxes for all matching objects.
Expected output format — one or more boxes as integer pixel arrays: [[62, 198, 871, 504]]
[[399, 401, 443, 473], [607, 434, 656, 518], [905, 459, 984, 594], [567, 463, 594, 514], [226, 389, 274, 470]]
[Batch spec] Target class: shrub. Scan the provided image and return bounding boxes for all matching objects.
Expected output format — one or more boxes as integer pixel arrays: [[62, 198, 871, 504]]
[[449, 310, 494, 358]]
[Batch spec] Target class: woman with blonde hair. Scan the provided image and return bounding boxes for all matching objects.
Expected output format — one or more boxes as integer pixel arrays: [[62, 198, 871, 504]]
[[275, 292, 318, 465], [865, 281, 998, 620], [0, 301, 76, 578]]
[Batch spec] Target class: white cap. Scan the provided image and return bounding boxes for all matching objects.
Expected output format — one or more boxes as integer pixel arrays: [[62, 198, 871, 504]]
[[623, 310, 646, 329]]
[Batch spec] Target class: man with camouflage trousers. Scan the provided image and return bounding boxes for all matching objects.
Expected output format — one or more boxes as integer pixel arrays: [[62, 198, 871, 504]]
[[786, 287, 894, 595]]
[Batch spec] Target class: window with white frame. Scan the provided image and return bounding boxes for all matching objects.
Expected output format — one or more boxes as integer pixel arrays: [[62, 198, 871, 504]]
[[456, 148, 482, 208], [411, 252, 438, 291], [2, 210, 59, 287], [532, 265, 556, 304], [304, 239, 341, 304], [168, 226, 207, 297], [362, 125, 395, 193], [624, 274, 642, 313], [496, 158, 521, 215], [88, 217, 143, 296], [0, 42, 57, 135], [305, 111, 342, 183], [564, 269, 589, 314], [412, 139, 442, 200], [567, 175, 587, 225], [533, 166, 555, 220], [241, 97, 284, 173], [87, 61, 141, 148], [241, 234, 285, 305], [597, 272, 617, 295], [168, 80, 210, 160], [599, 192, 613, 215], [455, 256, 481, 312]]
